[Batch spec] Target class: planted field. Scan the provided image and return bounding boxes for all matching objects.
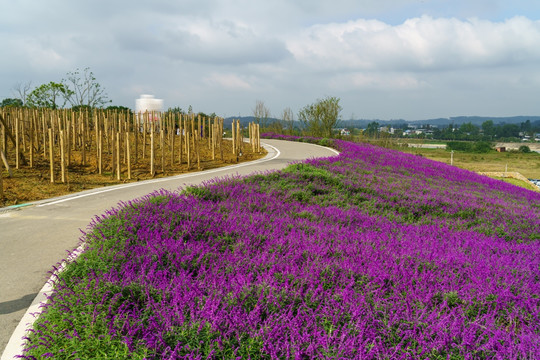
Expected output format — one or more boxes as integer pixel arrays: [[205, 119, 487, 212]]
[[0, 108, 262, 206], [22, 136, 540, 359]]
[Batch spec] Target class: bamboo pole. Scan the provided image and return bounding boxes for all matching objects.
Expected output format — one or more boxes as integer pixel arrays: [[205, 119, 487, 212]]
[[49, 128, 54, 183]]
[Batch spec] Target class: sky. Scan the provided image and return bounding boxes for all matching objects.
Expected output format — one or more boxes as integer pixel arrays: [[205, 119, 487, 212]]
[[1, 0, 540, 120]]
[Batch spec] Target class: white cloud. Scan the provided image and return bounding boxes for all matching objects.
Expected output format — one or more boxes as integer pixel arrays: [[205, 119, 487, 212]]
[[288, 16, 540, 72], [203, 73, 252, 90], [329, 72, 427, 90]]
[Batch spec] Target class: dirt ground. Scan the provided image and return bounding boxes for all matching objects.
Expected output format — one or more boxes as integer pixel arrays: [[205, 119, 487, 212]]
[[0, 139, 266, 207]]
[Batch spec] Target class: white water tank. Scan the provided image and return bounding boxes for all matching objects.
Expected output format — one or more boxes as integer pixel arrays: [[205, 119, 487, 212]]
[[135, 94, 163, 115]]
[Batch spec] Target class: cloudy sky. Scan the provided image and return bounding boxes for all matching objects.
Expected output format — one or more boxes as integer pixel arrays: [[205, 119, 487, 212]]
[[1, 0, 540, 120]]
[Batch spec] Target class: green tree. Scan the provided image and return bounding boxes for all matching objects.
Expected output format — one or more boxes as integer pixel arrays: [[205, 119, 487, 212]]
[[496, 123, 520, 139], [482, 120, 495, 139], [27, 82, 72, 109], [298, 96, 341, 138], [1, 98, 23, 107], [520, 120, 532, 135], [63, 67, 111, 108], [459, 122, 479, 136], [365, 121, 380, 138]]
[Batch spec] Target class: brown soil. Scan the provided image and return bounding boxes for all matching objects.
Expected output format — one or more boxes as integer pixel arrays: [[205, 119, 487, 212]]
[[0, 139, 266, 207]]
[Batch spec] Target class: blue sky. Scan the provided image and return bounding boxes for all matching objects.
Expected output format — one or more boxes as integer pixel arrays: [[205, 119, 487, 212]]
[[1, 0, 540, 120]]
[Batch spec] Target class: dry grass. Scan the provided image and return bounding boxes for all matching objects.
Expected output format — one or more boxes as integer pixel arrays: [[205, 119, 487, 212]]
[[399, 147, 540, 179], [0, 139, 266, 207]]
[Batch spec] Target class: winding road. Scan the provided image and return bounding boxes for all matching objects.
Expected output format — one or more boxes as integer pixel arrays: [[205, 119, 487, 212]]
[[0, 139, 339, 359]]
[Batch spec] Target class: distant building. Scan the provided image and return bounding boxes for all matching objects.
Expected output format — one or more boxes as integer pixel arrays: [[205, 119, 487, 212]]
[[340, 128, 350, 136], [496, 146, 506, 152]]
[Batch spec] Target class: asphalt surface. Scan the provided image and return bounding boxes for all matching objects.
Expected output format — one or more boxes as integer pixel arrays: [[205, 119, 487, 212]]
[[0, 139, 339, 358]]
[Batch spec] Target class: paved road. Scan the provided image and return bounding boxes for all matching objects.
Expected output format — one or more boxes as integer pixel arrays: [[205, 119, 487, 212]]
[[0, 139, 338, 358]]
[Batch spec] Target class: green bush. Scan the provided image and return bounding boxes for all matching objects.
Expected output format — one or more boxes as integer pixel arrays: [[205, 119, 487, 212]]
[[447, 141, 492, 153], [473, 141, 492, 153], [518, 145, 531, 153], [447, 141, 473, 152]]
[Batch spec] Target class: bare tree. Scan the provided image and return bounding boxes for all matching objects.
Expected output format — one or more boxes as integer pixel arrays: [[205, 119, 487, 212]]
[[253, 100, 270, 129], [12, 81, 32, 106], [282, 107, 294, 135], [63, 67, 111, 108]]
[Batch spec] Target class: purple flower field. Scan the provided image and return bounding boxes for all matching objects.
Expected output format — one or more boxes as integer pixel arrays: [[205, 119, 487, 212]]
[[23, 136, 540, 359]]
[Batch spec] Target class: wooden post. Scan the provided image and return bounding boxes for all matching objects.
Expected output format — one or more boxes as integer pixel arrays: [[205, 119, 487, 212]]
[[186, 127, 191, 170], [197, 114, 201, 141], [160, 129, 164, 174], [134, 113, 138, 164], [0, 159, 3, 200], [191, 115, 195, 150], [15, 116, 19, 169], [0, 149, 12, 177], [29, 118, 34, 168], [1, 117, 5, 154], [143, 112, 147, 159], [116, 132, 121, 180], [60, 130, 66, 183], [232, 119, 236, 155], [126, 132, 131, 180], [220, 118, 224, 161], [82, 121, 86, 166], [110, 128, 115, 179], [98, 130, 103, 174], [196, 128, 200, 170], [150, 122, 155, 176], [49, 128, 54, 183], [179, 116, 183, 164], [212, 122, 216, 160], [170, 117, 175, 167], [257, 124, 260, 152]]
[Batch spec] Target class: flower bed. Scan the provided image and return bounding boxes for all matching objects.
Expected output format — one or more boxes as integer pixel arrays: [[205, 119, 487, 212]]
[[22, 136, 540, 359]]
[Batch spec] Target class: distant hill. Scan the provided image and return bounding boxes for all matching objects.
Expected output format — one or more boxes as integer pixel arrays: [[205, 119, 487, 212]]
[[226, 116, 540, 129]]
